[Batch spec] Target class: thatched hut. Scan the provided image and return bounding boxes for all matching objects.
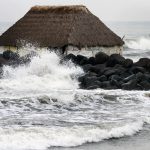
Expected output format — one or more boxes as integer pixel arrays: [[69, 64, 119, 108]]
[[0, 5, 124, 56]]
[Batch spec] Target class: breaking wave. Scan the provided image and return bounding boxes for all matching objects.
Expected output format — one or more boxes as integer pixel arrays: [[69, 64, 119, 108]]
[[0, 122, 144, 150], [0, 47, 150, 150], [0, 50, 83, 100], [126, 37, 150, 50]]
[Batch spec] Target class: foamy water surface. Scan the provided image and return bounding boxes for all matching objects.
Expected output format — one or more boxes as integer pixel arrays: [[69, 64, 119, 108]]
[[0, 50, 149, 150], [0, 22, 150, 150]]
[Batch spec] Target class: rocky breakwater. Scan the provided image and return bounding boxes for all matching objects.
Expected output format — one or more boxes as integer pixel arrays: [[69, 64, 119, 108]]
[[0, 50, 35, 71], [64, 52, 150, 90]]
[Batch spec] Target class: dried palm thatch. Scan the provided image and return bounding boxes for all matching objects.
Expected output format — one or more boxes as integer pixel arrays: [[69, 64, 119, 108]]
[[0, 5, 124, 48]]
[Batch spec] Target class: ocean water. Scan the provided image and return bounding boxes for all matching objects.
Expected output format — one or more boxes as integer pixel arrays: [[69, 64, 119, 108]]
[[0, 22, 150, 150]]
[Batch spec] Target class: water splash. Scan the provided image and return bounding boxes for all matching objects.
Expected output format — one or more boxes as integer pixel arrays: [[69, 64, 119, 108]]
[[126, 37, 150, 50], [0, 49, 83, 98]]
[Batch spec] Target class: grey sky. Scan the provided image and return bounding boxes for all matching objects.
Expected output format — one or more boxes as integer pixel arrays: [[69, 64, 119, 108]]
[[0, 0, 150, 22]]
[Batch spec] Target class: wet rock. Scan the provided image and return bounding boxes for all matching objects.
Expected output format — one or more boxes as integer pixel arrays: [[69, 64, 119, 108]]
[[140, 81, 150, 90], [104, 69, 119, 77], [109, 74, 122, 81], [38, 96, 50, 104], [88, 57, 96, 65], [122, 59, 133, 68], [123, 74, 136, 83], [79, 57, 88, 65], [120, 71, 132, 79], [63, 54, 77, 63], [130, 66, 146, 74], [110, 79, 120, 88], [66, 53, 150, 91], [87, 85, 99, 90], [0, 55, 8, 66], [84, 76, 98, 87], [144, 74, 150, 82], [86, 72, 97, 77], [135, 72, 145, 82], [78, 75, 85, 83], [76, 55, 86, 62], [95, 52, 109, 64], [135, 58, 150, 68], [3, 50, 19, 60], [106, 54, 125, 67], [82, 64, 92, 72], [101, 81, 111, 89], [98, 75, 107, 82], [122, 79, 137, 90], [90, 64, 106, 74], [86, 81, 102, 89]]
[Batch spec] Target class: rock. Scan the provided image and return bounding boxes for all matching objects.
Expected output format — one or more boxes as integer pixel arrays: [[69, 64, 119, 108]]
[[84, 76, 98, 87], [106, 54, 125, 67], [87, 85, 99, 90], [86, 72, 97, 77], [63, 54, 77, 63], [110, 79, 120, 88], [90, 64, 106, 74], [63, 53, 150, 91], [3, 50, 19, 60], [79, 57, 88, 65], [122, 79, 137, 90], [86, 81, 102, 89], [0, 55, 8, 66], [104, 68, 120, 77], [144, 74, 150, 82], [109, 74, 122, 81], [130, 66, 146, 74], [122, 59, 133, 68], [140, 81, 150, 90], [95, 52, 109, 64], [88, 57, 96, 65], [82, 64, 92, 72], [103, 83, 118, 89], [98, 75, 107, 82], [135, 72, 145, 82], [120, 71, 131, 79], [38, 96, 50, 104], [76, 55, 86, 62], [101, 81, 112, 89], [78, 76, 85, 83], [123, 74, 136, 83], [135, 58, 150, 68]]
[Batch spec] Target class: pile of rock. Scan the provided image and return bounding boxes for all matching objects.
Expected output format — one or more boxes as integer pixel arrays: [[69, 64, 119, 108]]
[[64, 52, 150, 90], [0, 50, 36, 67]]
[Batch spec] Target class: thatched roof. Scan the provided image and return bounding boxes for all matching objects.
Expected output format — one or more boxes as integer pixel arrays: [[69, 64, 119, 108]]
[[0, 5, 124, 48]]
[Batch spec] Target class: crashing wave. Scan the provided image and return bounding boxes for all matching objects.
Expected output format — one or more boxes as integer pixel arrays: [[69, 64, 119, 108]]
[[0, 121, 143, 150], [126, 37, 150, 50]]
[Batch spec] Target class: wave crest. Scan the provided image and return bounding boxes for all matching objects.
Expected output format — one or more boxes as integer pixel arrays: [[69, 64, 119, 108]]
[[126, 37, 150, 50]]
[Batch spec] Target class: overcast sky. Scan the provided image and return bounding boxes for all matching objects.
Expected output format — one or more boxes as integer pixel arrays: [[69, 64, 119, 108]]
[[0, 0, 150, 22]]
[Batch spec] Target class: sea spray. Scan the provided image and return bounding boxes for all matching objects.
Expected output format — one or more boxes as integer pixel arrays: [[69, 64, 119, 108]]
[[0, 48, 149, 150], [0, 49, 83, 100], [126, 36, 150, 50]]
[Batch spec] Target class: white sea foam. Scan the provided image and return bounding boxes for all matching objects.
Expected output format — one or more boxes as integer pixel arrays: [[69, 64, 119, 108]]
[[0, 121, 144, 150], [0, 47, 149, 150], [0, 50, 83, 100], [126, 37, 150, 50]]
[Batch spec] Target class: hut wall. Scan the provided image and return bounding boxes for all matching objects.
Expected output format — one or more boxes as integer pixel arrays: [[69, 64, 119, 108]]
[[66, 46, 123, 57], [0, 46, 17, 53]]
